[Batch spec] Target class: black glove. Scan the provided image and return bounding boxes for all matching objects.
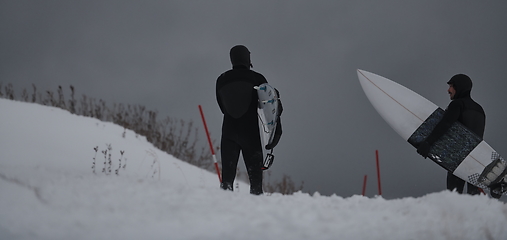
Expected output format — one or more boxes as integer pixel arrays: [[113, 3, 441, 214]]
[[416, 141, 431, 159]]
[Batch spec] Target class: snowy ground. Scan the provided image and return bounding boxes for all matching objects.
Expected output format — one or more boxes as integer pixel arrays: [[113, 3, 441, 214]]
[[1, 98, 506, 240]]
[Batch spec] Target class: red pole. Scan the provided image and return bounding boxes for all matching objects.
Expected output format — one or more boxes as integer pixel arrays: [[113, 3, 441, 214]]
[[362, 175, 368, 196], [376, 150, 382, 196], [198, 105, 222, 183]]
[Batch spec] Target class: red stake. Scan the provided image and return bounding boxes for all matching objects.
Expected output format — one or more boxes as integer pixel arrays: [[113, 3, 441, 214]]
[[376, 150, 382, 196], [362, 175, 368, 196], [198, 105, 222, 183]]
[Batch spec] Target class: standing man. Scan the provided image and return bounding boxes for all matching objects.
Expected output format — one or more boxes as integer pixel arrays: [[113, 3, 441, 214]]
[[417, 74, 486, 195], [216, 45, 267, 195]]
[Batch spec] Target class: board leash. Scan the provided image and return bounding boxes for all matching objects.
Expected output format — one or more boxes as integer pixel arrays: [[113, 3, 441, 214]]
[[261, 149, 275, 170]]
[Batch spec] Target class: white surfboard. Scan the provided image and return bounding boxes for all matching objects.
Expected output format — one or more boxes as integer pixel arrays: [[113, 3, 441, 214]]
[[357, 69, 507, 196], [255, 83, 279, 170], [255, 84, 278, 145]]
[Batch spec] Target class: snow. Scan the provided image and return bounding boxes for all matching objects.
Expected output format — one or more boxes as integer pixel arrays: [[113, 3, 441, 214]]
[[1, 98, 506, 240]]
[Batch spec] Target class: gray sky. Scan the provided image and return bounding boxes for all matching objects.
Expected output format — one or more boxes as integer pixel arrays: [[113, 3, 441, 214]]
[[2, 0, 507, 198]]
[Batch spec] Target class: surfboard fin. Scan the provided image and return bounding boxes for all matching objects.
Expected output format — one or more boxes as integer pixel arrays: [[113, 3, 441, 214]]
[[489, 180, 507, 199], [478, 157, 507, 187]]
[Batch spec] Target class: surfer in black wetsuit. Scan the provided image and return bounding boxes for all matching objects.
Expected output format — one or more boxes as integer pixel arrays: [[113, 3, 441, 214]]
[[216, 45, 267, 195], [416, 74, 485, 195]]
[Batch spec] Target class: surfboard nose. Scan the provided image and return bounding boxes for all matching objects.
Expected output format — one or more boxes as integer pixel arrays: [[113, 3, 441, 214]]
[[357, 69, 438, 140]]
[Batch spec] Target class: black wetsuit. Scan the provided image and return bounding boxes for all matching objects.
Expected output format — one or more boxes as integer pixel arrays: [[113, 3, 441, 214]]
[[418, 74, 486, 194], [216, 45, 268, 195]]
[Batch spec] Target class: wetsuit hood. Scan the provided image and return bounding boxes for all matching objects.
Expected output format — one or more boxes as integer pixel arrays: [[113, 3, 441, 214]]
[[447, 74, 472, 99], [230, 45, 252, 69]]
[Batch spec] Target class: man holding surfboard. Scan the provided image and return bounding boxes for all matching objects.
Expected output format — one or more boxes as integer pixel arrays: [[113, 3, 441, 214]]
[[416, 74, 486, 195], [216, 45, 267, 195]]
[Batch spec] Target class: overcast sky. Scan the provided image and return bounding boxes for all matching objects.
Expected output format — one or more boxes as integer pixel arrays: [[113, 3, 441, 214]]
[[2, 0, 507, 198]]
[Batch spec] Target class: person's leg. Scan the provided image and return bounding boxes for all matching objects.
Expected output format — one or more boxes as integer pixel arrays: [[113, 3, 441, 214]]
[[240, 132, 264, 195], [466, 183, 481, 195], [244, 151, 264, 195], [447, 172, 465, 193], [220, 137, 240, 191]]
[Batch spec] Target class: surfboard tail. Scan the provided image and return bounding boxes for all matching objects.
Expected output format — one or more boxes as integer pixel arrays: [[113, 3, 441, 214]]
[[479, 157, 507, 186]]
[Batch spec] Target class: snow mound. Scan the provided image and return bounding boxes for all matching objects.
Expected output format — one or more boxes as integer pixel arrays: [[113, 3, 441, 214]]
[[1, 99, 506, 240]]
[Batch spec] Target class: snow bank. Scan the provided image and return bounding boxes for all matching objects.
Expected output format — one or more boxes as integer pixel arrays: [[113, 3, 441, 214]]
[[1, 99, 506, 240]]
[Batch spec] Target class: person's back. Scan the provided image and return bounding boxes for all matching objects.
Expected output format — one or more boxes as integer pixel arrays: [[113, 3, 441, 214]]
[[216, 67, 267, 127], [215, 45, 267, 195], [447, 74, 486, 138]]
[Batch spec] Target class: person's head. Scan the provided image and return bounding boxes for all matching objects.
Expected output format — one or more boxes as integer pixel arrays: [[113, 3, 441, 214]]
[[447, 74, 473, 100], [230, 45, 252, 69]]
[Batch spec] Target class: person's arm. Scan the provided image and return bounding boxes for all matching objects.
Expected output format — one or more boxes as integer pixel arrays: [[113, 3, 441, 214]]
[[417, 100, 462, 157], [216, 75, 225, 114]]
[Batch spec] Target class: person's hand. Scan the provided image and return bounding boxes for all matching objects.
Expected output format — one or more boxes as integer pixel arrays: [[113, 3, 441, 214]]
[[416, 141, 431, 158]]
